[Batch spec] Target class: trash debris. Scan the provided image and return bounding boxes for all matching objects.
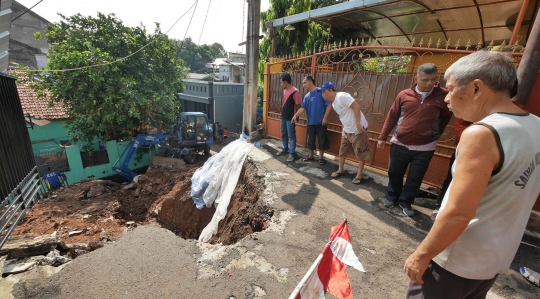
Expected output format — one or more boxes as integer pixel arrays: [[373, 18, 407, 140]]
[[42, 249, 71, 266]]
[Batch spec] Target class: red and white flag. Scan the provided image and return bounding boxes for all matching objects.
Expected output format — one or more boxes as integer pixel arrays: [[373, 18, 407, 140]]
[[293, 220, 365, 299]]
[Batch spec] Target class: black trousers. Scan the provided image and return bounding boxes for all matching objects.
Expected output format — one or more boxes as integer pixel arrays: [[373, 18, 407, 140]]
[[387, 144, 435, 205], [436, 151, 456, 207], [407, 261, 498, 299]]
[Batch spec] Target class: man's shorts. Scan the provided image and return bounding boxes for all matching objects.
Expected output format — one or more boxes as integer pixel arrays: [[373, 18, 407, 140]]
[[339, 130, 371, 161], [307, 124, 330, 151]]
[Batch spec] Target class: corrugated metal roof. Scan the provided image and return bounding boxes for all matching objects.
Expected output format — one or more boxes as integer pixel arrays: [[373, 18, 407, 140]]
[[266, 0, 539, 47]]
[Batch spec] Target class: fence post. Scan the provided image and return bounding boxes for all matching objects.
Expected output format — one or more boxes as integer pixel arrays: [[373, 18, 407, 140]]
[[311, 53, 317, 78]]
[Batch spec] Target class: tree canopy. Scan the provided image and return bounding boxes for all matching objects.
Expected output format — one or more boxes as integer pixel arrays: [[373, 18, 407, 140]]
[[258, 0, 347, 79], [31, 13, 186, 150], [177, 38, 227, 73]]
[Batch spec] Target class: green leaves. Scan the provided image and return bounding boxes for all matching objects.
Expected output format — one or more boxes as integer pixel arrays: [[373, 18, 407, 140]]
[[176, 38, 227, 73], [31, 13, 186, 153], [258, 0, 348, 80]]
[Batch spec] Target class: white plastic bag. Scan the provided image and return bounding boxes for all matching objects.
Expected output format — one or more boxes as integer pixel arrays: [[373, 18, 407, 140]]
[[198, 134, 253, 242]]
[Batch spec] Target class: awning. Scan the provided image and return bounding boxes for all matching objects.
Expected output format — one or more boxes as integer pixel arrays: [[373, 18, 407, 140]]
[[266, 0, 539, 47], [178, 93, 210, 104]]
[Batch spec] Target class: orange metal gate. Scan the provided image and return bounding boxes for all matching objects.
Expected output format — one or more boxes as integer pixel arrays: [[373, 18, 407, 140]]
[[264, 41, 523, 189]]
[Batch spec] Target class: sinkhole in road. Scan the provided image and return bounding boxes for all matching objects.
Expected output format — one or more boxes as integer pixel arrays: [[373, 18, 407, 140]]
[[152, 160, 274, 245]]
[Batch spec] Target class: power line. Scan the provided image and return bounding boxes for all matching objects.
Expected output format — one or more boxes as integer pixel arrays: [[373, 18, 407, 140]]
[[164, 0, 198, 35], [12, 0, 45, 22], [18, 0, 198, 73], [198, 0, 212, 45], [178, 0, 199, 53]]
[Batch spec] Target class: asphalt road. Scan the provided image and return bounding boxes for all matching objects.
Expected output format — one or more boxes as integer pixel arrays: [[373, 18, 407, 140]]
[[9, 140, 540, 299]]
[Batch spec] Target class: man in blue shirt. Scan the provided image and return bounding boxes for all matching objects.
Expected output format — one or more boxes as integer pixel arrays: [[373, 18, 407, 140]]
[[292, 75, 332, 165], [42, 166, 67, 189]]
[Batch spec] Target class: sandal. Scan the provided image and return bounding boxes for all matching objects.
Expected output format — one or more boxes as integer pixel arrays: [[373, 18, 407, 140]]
[[319, 158, 326, 165], [520, 267, 540, 287], [331, 171, 345, 178], [302, 157, 315, 162], [352, 177, 362, 184]]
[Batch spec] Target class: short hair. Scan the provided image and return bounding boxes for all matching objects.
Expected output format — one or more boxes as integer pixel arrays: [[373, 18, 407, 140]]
[[444, 51, 516, 96], [281, 73, 292, 84], [417, 63, 438, 75], [303, 75, 315, 84]]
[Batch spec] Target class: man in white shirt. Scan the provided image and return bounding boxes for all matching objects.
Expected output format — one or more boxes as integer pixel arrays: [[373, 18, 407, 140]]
[[319, 82, 370, 184], [404, 51, 540, 299]]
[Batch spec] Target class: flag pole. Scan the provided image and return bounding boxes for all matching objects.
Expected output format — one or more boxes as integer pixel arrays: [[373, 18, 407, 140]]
[[288, 220, 348, 299], [288, 253, 324, 299]]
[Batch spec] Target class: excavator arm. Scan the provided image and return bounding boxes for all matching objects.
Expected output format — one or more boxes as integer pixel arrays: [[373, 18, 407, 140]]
[[112, 134, 170, 181]]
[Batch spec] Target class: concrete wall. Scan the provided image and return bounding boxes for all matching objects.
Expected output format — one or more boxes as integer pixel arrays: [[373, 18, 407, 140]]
[[0, 0, 13, 72], [183, 79, 211, 98], [63, 140, 154, 183], [9, 1, 49, 68], [213, 82, 244, 134], [179, 80, 245, 134], [219, 65, 230, 81]]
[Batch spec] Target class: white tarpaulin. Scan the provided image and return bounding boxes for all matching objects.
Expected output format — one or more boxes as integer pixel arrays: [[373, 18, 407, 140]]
[[191, 134, 254, 242]]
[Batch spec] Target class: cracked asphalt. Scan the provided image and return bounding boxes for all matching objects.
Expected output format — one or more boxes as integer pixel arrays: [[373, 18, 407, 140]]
[[8, 140, 540, 299]]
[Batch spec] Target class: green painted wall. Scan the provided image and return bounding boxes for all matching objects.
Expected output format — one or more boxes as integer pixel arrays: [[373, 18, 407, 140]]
[[30, 120, 155, 183], [62, 140, 155, 183], [30, 120, 71, 156]]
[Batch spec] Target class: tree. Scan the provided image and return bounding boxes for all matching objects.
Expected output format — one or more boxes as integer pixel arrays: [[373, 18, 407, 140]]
[[177, 38, 227, 73], [177, 37, 206, 73], [209, 42, 227, 58], [258, 0, 347, 80], [31, 13, 186, 151]]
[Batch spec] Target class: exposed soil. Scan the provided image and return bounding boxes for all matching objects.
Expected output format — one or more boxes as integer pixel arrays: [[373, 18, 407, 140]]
[[6, 159, 272, 253], [208, 162, 274, 244], [154, 161, 273, 245]]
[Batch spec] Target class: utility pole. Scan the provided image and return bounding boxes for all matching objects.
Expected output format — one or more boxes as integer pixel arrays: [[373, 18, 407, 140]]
[[242, 0, 260, 137]]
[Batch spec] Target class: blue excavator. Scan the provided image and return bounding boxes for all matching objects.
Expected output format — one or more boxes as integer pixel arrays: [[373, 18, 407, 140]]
[[112, 112, 214, 181]]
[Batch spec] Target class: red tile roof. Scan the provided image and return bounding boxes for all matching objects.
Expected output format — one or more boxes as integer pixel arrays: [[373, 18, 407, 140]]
[[8, 70, 70, 120]]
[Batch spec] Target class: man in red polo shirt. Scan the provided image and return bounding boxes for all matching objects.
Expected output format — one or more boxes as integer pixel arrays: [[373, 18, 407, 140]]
[[378, 63, 452, 217]]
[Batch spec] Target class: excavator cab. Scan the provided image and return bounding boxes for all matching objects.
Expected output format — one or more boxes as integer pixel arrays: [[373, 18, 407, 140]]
[[169, 112, 213, 163], [177, 113, 211, 142]]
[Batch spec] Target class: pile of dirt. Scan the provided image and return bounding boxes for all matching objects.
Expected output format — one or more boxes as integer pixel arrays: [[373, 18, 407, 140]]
[[155, 162, 274, 245], [5, 159, 272, 258]]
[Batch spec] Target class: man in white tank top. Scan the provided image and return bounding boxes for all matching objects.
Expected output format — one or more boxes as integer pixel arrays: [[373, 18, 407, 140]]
[[404, 51, 540, 298]]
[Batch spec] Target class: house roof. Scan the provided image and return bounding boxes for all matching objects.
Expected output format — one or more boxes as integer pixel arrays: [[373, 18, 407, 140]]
[[186, 72, 223, 81], [266, 0, 539, 48], [187, 73, 210, 80], [211, 58, 245, 67], [8, 70, 69, 120]]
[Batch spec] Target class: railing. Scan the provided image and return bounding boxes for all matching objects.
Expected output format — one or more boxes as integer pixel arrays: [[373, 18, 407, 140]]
[[264, 39, 522, 188], [0, 73, 44, 249]]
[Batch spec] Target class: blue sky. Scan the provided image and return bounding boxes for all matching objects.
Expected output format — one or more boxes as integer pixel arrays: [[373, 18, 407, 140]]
[[17, 0, 271, 54]]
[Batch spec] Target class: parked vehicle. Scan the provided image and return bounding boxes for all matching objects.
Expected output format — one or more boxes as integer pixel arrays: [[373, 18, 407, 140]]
[[166, 112, 214, 163]]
